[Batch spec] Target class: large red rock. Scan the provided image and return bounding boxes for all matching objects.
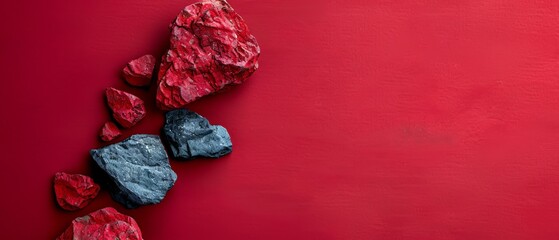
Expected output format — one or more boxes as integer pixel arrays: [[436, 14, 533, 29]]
[[56, 207, 143, 240], [99, 121, 121, 142], [156, 0, 260, 110], [122, 54, 156, 87], [105, 88, 146, 128], [53, 172, 100, 211]]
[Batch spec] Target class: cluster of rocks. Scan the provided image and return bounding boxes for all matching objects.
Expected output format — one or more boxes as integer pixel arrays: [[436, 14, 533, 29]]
[[53, 0, 260, 239], [99, 55, 154, 142]]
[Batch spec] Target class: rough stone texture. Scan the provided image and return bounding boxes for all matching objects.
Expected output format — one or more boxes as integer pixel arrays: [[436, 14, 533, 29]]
[[123, 54, 156, 87], [90, 134, 177, 208], [56, 207, 143, 240], [164, 109, 232, 159], [53, 172, 100, 211], [105, 87, 146, 128], [156, 0, 260, 110], [99, 121, 121, 142]]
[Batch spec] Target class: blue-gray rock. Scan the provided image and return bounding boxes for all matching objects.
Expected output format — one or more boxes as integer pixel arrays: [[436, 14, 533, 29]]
[[163, 109, 232, 160], [90, 134, 177, 208]]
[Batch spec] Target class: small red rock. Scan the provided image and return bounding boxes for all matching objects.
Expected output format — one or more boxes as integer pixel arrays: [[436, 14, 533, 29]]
[[105, 87, 146, 128], [53, 172, 100, 211], [57, 207, 143, 240], [122, 54, 156, 87], [156, 0, 260, 110], [99, 121, 121, 141]]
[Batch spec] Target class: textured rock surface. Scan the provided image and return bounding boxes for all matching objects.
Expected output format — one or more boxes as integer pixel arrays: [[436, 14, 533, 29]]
[[156, 0, 260, 110], [123, 54, 156, 87], [164, 109, 232, 159], [53, 172, 100, 211], [56, 207, 143, 240], [105, 87, 146, 128], [90, 134, 177, 208], [99, 121, 121, 141]]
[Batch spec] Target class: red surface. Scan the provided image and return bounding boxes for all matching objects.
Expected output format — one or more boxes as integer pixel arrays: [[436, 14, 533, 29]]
[[1, 0, 559, 239]]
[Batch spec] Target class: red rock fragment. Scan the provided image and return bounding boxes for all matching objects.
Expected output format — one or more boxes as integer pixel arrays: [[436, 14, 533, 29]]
[[105, 87, 146, 128], [99, 121, 121, 141], [122, 54, 156, 87], [53, 172, 100, 211], [156, 0, 261, 110], [57, 207, 143, 240]]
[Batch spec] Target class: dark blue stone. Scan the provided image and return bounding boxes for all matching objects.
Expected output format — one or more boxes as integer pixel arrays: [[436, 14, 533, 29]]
[[90, 134, 177, 208], [163, 109, 232, 160]]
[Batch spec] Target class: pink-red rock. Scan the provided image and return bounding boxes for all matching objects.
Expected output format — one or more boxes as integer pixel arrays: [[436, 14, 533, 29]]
[[156, 0, 260, 110], [122, 54, 156, 87], [53, 172, 100, 211], [105, 87, 146, 128], [56, 207, 143, 240], [99, 121, 121, 141]]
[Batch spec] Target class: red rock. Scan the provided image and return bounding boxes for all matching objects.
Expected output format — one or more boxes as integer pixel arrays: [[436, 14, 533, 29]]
[[156, 0, 260, 110], [122, 54, 156, 87], [99, 121, 121, 141], [56, 207, 143, 240], [53, 172, 100, 211], [105, 87, 146, 128]]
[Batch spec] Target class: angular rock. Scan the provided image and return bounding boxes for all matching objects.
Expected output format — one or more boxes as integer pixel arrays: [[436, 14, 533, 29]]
[[53, 172, 100, 211], [56, 207, 143, 240], [90, 134, 177, 208], [99, 121, 121, 142], [105, 87, 146, 128], [122, 54, 156, 87], [164, 109, 232, 159], [156, 0, 260, 110]]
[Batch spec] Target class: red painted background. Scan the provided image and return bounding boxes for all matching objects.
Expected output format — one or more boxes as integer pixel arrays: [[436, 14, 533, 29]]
[[2, 0, 559, 239]]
